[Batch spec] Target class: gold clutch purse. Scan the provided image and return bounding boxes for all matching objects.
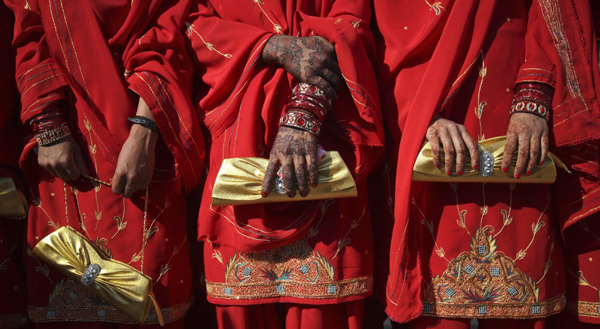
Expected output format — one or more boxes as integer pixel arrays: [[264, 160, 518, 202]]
[[212, 151, 357, 206], [32, 227, 164, 325], [0, 177, 28, 218], [412, 136, 569, 183]]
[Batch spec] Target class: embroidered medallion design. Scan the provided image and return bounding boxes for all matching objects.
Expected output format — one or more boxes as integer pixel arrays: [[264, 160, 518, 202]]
[[206, 239, 371, 300], [422, 226, 565, 318]]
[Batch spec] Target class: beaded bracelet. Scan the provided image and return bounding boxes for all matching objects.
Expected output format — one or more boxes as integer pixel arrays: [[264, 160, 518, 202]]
[[287, 83, 332, 120], [510, 83, 554, 120], [35, 123, 71, 146], [279, 110, 321, 135]]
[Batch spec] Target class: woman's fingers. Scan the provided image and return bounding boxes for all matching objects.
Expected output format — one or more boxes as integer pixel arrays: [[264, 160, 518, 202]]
[[282, 156, 296, 198], [53, 165, 71, 183], [502, 133, 518, 172], [527, 135, 541, 175], [111, 170, 126, 195], [306, 153, 319, 188], [63, 156, 81, 181], [426, 126, 442, 169], [439, 128, 455, 175], [540, 131, 549, 166], [307, 75, 337, 99], [294, 155, 309, 197], [460, 126, 479, 171], [514, 134, 530, 179], [261, 159, 278, 197], [319, 68, 342, 91], [448, 125, 467, 175]]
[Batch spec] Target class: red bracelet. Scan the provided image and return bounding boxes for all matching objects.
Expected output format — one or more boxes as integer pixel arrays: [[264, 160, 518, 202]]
[[279, 110, 322, 135], [286, 83, 331, 120], [510, 83, 554, 120]]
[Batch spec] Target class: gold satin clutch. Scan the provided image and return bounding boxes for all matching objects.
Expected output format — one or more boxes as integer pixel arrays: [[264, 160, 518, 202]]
[[32, 227, 164, 325], [0, 177, 28, 218], [212, 151, 357, 206], [412, 136, 569, 183]]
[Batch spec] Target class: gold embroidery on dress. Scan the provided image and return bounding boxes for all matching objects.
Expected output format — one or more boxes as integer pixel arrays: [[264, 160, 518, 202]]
[[252, 0, 283, 34], [332, 206, 366, 260], [185, 23, 233, 58], [307, 199, 335, 239], [83, 118, 102, 231], [111, 198, 127, 239], [207, 239, 372, 300], [475, 51, 487, 141], [425, 0, 446, 15], [26, 247, 52, 283], [351, 20, 362, 29], [30, 193, 61, 231], [418, 184, 560, 317], [155, 235, 188, 284]]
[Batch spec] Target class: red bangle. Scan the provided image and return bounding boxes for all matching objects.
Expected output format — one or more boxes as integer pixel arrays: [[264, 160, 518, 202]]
[[510, 83, 554, 120], [279, 110, 322, 135], [285, 83, 331, 120]]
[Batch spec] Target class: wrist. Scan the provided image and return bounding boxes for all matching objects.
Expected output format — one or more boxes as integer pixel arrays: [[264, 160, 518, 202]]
[[130, 124, 158, 146]]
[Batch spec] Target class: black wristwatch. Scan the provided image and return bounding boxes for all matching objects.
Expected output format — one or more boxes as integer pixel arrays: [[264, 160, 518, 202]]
[[127, 116, 160, 135]]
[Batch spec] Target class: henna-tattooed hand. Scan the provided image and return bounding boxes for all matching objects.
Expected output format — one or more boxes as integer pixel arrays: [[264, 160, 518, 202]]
[[502, 113, 549, 179], [425, 116, 479, 175], [262, 35, 341, 99], [261, 126, 319, 198]]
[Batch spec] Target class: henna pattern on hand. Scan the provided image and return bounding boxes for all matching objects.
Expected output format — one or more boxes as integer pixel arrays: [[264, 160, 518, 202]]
[[262, 35, 340, 98], [262, 126, 319, 198], [502, 113, 549, 178]]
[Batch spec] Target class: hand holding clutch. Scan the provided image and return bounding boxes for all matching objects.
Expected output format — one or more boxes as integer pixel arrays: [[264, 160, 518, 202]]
[[412, 136, 569, 183], [213, 151, 357, 206]]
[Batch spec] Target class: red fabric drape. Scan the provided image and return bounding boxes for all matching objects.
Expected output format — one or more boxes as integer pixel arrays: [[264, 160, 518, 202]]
[[374, 0, 600, 322], [186, 0, 384, 253], [5, 0, 204, 324], [185, 0, 384, 307]]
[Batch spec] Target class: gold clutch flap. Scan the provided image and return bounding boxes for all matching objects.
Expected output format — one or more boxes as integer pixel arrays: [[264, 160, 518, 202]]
[[32, 227, 164, 325], [412, 136, 569, 183], [0, 177, 28, 219], [212, 151, 357, 206]]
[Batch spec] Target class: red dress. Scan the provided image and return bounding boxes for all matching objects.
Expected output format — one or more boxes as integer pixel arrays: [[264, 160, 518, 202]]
[[0, 3, 28, 328], [184, 0, 383, 327], [373, 0, 600, 324], [5, 0, 204, 325]]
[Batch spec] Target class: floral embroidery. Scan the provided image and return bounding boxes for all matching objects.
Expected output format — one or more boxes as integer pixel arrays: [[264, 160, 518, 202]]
[[425, 1, 446, 15], [206, 239, 372, 300], [422, 227, 564, 318]]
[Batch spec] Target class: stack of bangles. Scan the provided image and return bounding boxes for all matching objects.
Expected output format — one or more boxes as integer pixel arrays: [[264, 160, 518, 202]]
[[510, 82, 554, 121], [31, 108, 71, 146], [279, 82, 332, 135]]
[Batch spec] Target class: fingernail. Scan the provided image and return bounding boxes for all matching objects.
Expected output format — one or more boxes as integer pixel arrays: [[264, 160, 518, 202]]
[[473, 165, 478, 170], [502, 167, 508, 173], [312, 183, 317, 187], [457, 171, 463, 176], [515, 174, 521, 179], [447, 170, 452, 175], [526, 170, 531, 176], [436, 164, 441, 169], [261, 191, 268, 198], [301, 192, 307, 197], [539, 161, 544, 166]]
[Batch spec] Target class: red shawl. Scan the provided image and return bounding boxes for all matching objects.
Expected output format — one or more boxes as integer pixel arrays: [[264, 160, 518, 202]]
[[186, 0, 384, 252], [374, 0, 600, 322], [7, 0, 204, 193]]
